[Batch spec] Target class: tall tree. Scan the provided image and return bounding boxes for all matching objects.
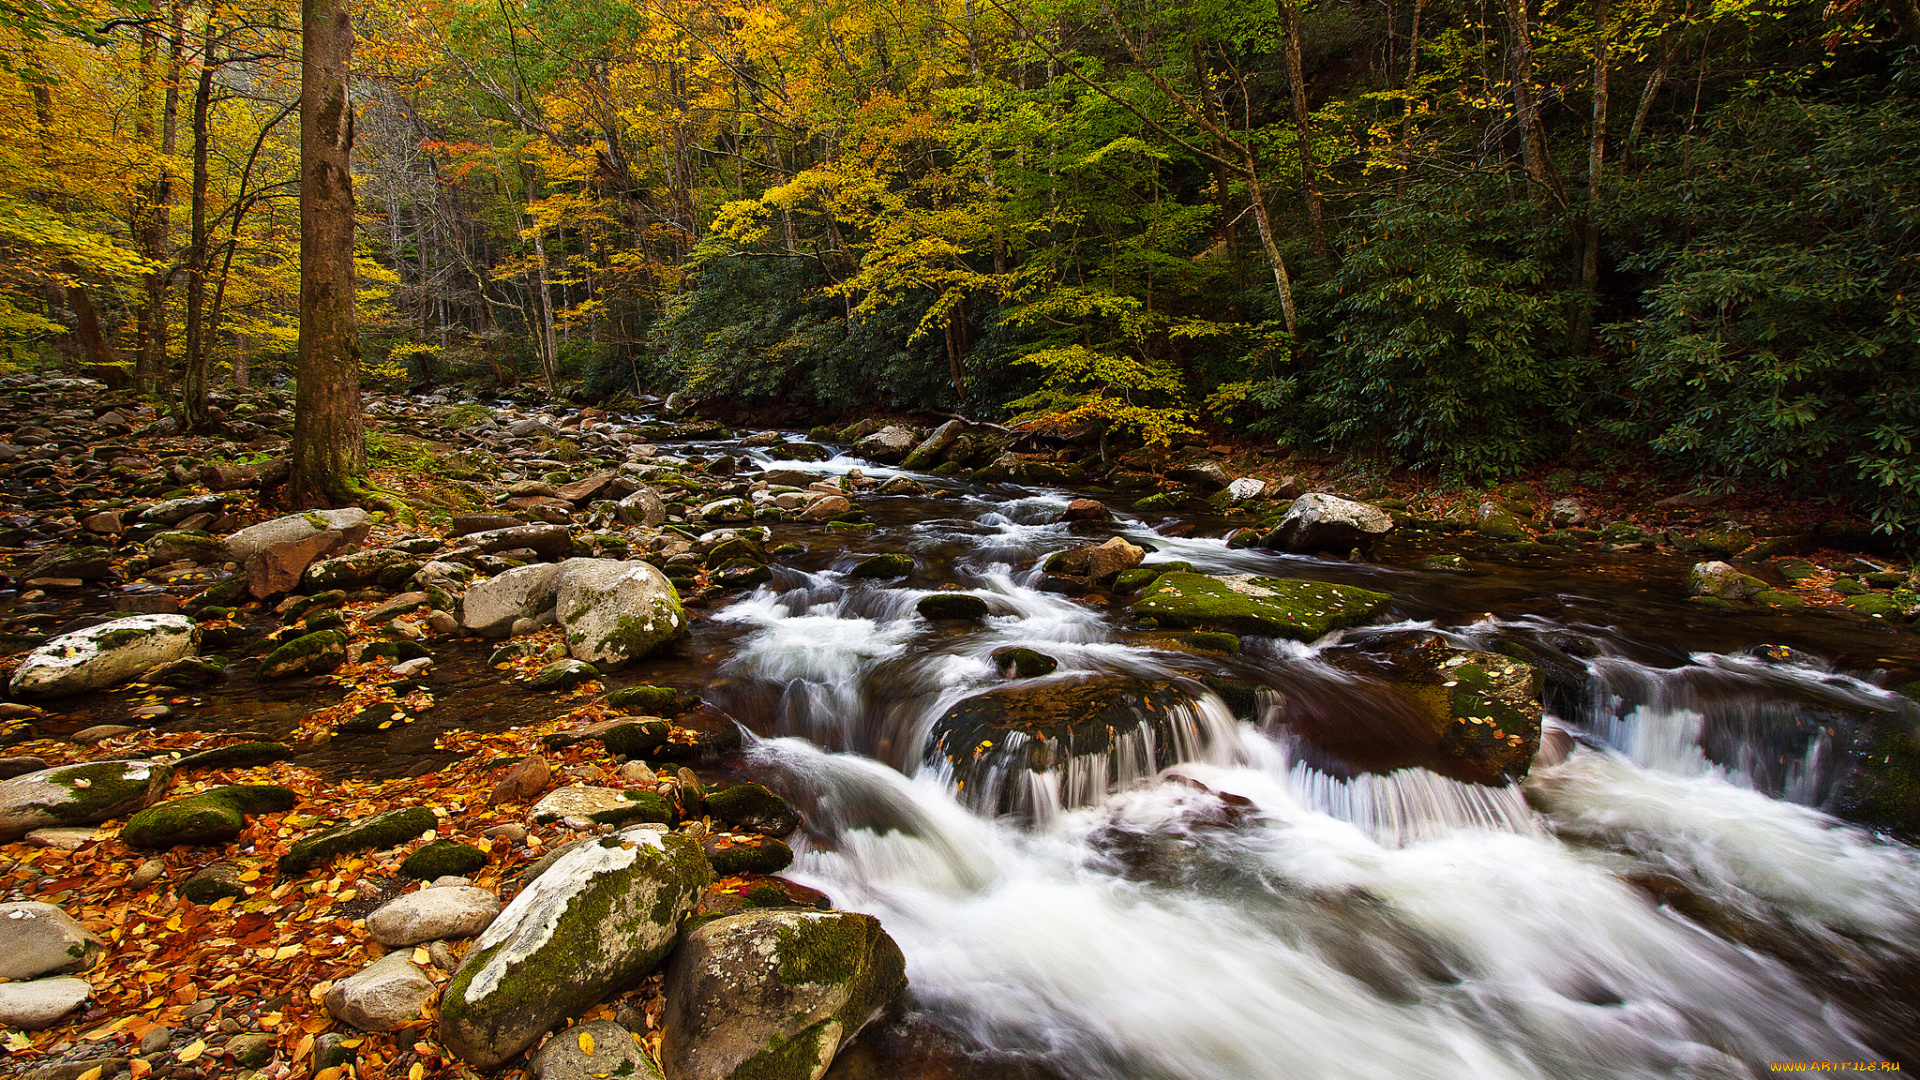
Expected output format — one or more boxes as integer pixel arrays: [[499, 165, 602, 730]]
[[289, 0, 365, 506]]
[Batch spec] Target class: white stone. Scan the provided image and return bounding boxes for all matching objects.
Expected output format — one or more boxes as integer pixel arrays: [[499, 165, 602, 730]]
[[460, 562, 568, 638], [224, 508, 371, 563], [0, 902, 104, 980], [1225, 477, 1266, 502], [0, 976, 90, 1030], [325, 951, 438, 1032], [366, 887, 501, 947], [554, 558, 686, 667], [9, 615, 199, 698]]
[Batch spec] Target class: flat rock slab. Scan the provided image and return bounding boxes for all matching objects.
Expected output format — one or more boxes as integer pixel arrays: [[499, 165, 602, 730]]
[[0, 976, 91, 1030], [9, 615, 199, 698], [0, 760, 174, 842]]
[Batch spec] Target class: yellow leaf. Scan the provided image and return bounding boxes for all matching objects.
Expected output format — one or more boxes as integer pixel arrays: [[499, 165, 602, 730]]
[[313, 1070, 343, 1080], [177, 1038, 207, 1062], [409, 1064, 425, 1080], [412, 946, 430, 965], [238, 870, 261, 882], [579, 1029, 595, 1055], [75, 1068, 102, 1080], [5, 1032, 33, 1052], [208, 896, 236, 912], [273, 943, 301, 960]]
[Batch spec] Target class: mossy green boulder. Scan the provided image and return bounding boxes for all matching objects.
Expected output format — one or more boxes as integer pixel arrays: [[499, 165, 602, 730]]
[[279, 806, 438, 877], [439, 825, 710, 1070], [401, 839, 489, 880], [605, 685, 698, 716], [1130, 572, 1391, 641], [174, 741, 295, 772], [122, 785, 297, 848], [1358, 633, 1545, 786], [704, 783, 801, 836], [661, 909, 907, 1080], [916, 592, 989, 620], [259, 630, 349, 679], [702, 833, 794, 876], [555, 558, 688, 668], [0, 759, 174, 841], [849, 553, 913, 578]]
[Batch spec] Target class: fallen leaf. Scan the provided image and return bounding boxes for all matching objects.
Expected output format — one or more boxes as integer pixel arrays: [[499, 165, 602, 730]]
[[579, 1029, 595, 1055], [177, 1038, 207, 1062]]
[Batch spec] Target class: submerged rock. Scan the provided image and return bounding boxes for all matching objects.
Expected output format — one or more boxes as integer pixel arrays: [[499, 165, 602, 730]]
[[1130, 572, 1391, 641], [1343, 633, 1545, 785], [9, 614, 199, 698], [439, 825, 710, 1069], [661, 910, 907, 1080]]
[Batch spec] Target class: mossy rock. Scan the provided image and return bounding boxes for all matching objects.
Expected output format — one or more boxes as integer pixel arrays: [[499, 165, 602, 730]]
[[1863, 571, 1909, 589], [360, 638, 433, 665], [282, 590, 348, 622], [122, 785, 298, 849], [1847, 592, 1906, 618], [335, 701, 416, 734], [605, 685, 698, 717], [849, 553, 914, 579], [1133, 493, 1178, 511], [179, 863, 247, 904], [1178, 632, 1242, 655], [990, 646, 1057, 678], [400, 839, 489, 880], [302, 608, 347, 633], [1420, 554, 1472, 571], [530, 658, 599, 690], [1131, 572, 1391, 641], [714, 558, 774, 588], [1830, 578, 1868, 596], [916, 593, 989, 620], [550, 718, 674, 759], [1752, 589, 1809, 612], [279, 806, 438, 878], [706, 536, 768, 566], [174, 741, 295, 772], [704, 784, 801, 836], [530, 785, 676, 826], [1351, 634, 1545, 786], [0, 759, 174, 842], [189, 574, 252, 610], [702, 833, 793, 876], [1598, 522, 1645, 543], [1836, 715, 1920, 840], [144, 655, 227, 688], [259, 630, 348, 680], [1110, 561, 1192, 597], [438, 827, 711, 1070]]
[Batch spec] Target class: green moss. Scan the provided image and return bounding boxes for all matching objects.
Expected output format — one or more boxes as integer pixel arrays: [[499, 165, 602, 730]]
[[605, 685, 697, 716], [1847, 592, 1905, 618], [1131, 572, 1392, 641], [123, 785, 297, 849], [174, 742, 294, 772], [1752, 589, 1808, 611], [916, 593, 988, 620], [39, 760, 170, 826], [705, 784, 801, 835], [775, 916, 868, 986], [704, 835, 792, 875], [599, 720, 671, 758], [849, 553, 913, 578], [259, 630, 348, 679], [401, 839, 489, 879], [727, 1021, 834, 1080], [1179, 632, 1242, 655], [278, 806, 437, 877]]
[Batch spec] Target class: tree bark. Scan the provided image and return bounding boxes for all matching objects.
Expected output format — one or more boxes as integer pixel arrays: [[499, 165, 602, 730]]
[[182, 30, 218, 432], [1505, 0, 1565, 210], [135, 4, 187, 397], [1574, 0, 1609, 349], [290, 0, 367, 508], [1276, 0, 1326, 252]]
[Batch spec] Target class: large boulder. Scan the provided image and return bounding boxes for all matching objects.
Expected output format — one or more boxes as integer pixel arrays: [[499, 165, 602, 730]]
[[246, 530, 348, 599], [1687, 560, 1760, 600], [1262, 493, 1395, 555], [1331, 633, 1545, 785], [366, 886, 502, 947], [1130, 572, 1391, 641], [457, 523, 573, 559], [0, 901, 105, 980], [439, 825, 710, 1070], [927, 675, 1221, 817], [556, 558, 688, 668], [854, 425, 918, 464], [899, 419, 964, 470], [661, 910, 907, 1080], [303, 548, 421, 591], [0, 760, 174, 841], [462, 562, 569, 638], [224, 508, 372, 563], [0, 976, 90, 1030], [325, 951, 439, 1032], [9, 614, 199, 698]]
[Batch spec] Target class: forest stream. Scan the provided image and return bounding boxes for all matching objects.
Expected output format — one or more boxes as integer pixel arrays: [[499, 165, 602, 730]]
[[6, 395, 1920, 1080]]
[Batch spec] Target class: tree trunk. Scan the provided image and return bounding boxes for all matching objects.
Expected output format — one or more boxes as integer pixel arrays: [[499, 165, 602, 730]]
[[66, 283, 113, 369], [1397, 0, 1426, 196], [1574, 0, 1609, 348], [1244, 167, 1299, 335], [135, 4, 187, 397], [1276, 0, 1325, 252], [1505, 0, 1565, 210], [290, 0, 367, 508], [182, 33, 217, 433]]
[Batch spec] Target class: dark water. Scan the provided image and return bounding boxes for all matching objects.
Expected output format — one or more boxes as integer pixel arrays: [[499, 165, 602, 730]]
[[13, 416, 1920, 1080]]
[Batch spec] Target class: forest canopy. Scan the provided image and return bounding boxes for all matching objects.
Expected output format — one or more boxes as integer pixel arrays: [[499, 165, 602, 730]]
[[2, 0, 1917, 527]]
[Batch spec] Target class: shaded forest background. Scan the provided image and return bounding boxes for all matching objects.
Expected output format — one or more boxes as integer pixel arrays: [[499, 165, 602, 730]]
[[1, 0, 1917, 528]]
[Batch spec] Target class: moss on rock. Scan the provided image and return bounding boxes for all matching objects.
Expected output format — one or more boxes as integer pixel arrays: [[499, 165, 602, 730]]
[[279, 806, 437, 877], [174, 741, 295, 772], [401, 839, 489, 880], [605, 685, 698, 716], [704, 784, 801, 836], [916, 592, 989, 620], [259, 630, 348, 680], [849, 553, 914, 579], [122, 785, 297, 848], [1131, 572, 1391, 641]]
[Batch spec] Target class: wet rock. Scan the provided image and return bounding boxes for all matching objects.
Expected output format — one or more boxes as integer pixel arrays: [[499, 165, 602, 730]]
[[258, 629, 348, 679], [529, 785, 673, 826], [529, 1019, 661, 1080], [917, 593, 989, 620], [401, 839, 490, 881], [1687, 560, 1761, 601], [0, 976, 90, 1030], [1131, 572, 1391, 641], [146, 530, 227, 564], [1341, 633, 1545, 785], [462, 562, 568, 638], [798, 496, 852, 522], [855, 425, 919, 464], [366, 886, 501, 947], [1222, 477, 1267, 504], [0, 760, 173, 842], [990, 646, 1058, 678], [705, 784, 802, 836], [304, 548, 422, 591], [616, 488, 668, 527], [661, 910, 907, 1080], [439, 825, 710, 1069], [1167, 460, 1230, 491], [652, 704, 746, 762], [702, 832, 793, 875], [605, 685, 698, 716], [449, 513, 523, 536], [929, 676, 1216, 816], [529, 659, 595, 694], [849, 553, 913, 579], [0, 901, 105, 979], [121, 784, 297, 848], [178, 862, 247, 903], [1471, 502, 1528, 542], [139, 493, 226, 526], [1262, 493, 1395, 555], [10, 614, 199, 698], [1546, 498, 1589, 527], [1045, 536, 1144, 583], [326, 950, 438, 1033], [23, 544, 113, 582], [1056, 498, 1109, 524], [225, 1031, 277, 1067], [142, 655, 226, 689], [279, 806, 438, 877], [556, 558, 688, 667]]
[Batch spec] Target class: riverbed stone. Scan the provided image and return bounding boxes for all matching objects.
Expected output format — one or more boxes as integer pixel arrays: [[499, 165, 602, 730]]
[[121, 784, 298, 848], [1687, 560, 1761, 600], [529, 658, 599, 690], [146, 530, 227, 565], [366, 886, 501, 946], [849, 553, 913, 579], [704, 784, 801, 836], [917, 592, 989, 620], [9, 614, 199, 698], [0, 759, 173, 842], [0, 901, 105, 979], [279, 806, 438, 877], [0, 976, 91, 1030], [258, 629, 348, 679], [616, 487, 669, 527], [326, 950, 438, 1032], [1131, 572, 1391, 641], [661, 910, 907, 1080], [224, 507, 372, 563], [1262, 493, 1395, 555], [854, 425, 918, 463], [555, 558, 687, 667], [401, 840, 490, 880], [438, 825, 710, 1070], [529, 785, 673, 826], [1352, 633, 1545, 785], [462, 561, 569, 638], [899, 419, 964, 470], [798, 496, 852, 521], [529, 1019, 661, 1080]]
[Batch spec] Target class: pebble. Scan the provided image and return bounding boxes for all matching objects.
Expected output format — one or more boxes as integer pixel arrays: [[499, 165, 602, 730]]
[[483, 823, 528, 844], [140, 1025, 174, 1054], [389, 657, 433, 677], [127, 857, 166, 889]]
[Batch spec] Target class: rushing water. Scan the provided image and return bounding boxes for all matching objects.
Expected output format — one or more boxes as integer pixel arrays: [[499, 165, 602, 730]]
[[685, 430, 1920, 1078]]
